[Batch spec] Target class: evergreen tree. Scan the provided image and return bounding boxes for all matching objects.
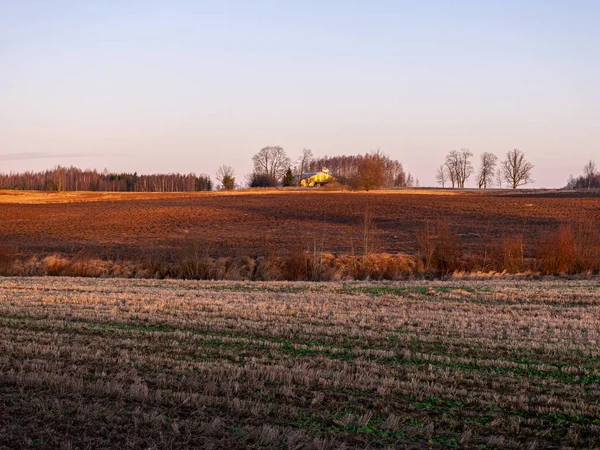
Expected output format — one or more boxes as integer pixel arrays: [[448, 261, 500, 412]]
[[282, 167, 295, 187]]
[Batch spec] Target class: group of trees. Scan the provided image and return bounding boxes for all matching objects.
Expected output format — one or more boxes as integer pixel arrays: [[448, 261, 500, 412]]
[[246, 146, 291, 188], [0, 148, 548, 193], [246, 146, 414, 190], [0, 166, 213, 192], [436, 149, 474, 189], [436, 149, 534, 189], [308, 151, 414, 189], [566, 160, 600, 189]]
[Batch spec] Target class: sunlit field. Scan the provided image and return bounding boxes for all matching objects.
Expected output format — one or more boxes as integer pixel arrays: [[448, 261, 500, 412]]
[[2, 189, 600, 259], [1, 277, 599, 449], [2, 189, 600, 279]]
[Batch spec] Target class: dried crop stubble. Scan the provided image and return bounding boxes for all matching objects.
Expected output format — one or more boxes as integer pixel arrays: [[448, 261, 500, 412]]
[[0, 277, 599, 448]]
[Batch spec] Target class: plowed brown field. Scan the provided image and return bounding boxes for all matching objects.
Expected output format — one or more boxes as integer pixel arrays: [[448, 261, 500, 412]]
[[1, 189, 599, 259]]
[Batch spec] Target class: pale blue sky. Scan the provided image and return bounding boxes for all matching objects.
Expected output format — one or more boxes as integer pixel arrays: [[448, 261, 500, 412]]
[[1, 1, 599, 187]]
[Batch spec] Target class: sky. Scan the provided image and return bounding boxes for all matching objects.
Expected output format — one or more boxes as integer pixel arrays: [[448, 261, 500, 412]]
[[1, 0, 599, 187]]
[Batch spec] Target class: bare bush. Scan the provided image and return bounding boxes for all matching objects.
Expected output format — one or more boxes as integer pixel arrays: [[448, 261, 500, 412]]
[[247, 172, 278, 188], [418, 221, 461, 275], [537, 222, 600, 274], [177, 239, 214, 279]]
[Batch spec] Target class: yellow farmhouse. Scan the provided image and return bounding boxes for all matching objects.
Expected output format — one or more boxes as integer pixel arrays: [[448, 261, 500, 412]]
[[299, 168, 336, 187]]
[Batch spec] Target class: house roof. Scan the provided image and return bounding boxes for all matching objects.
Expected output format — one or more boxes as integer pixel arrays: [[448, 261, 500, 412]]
[[295, 172, 319, 180]]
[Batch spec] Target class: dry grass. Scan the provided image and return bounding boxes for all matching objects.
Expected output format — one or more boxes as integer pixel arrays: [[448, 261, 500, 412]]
[[0, 277, 599, 448]]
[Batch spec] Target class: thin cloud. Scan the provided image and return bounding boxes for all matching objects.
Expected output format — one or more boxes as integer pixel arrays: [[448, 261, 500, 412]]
[[0, 152, 92, 161]]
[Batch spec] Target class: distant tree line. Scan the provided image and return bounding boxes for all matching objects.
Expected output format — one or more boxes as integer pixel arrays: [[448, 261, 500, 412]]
[[248, 146, 414, 190], [0, 166, 213, 192], [566, 161, 600, 189]]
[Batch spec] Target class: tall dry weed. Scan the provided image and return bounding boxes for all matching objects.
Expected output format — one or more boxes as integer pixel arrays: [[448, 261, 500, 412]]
[[417, 221, 460, 275], [537, 226, 577, 274], [537, 222, 600, 274], [177, 239, 215, 279], [0, 246, 17, 275], [501, 236, 525, 273]]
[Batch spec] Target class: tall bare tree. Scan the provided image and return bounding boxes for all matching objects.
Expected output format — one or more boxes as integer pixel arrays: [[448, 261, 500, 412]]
[[444, 151, 459, 188], [296, 148, 314, 185], [252, 146, 291, 181], [435, 165, 448, 188], [476, 152, 498, 189], [458, 149, 474, 188], [502, 149, 534, 189], [445, 149, 473, 188], [583, 160, 597, 189], [216, 165, 235, 190]]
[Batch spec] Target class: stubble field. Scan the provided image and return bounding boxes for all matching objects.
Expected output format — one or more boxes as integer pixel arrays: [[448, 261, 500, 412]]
[[1, 277, 599, 449], [1, 189, 600, 260]]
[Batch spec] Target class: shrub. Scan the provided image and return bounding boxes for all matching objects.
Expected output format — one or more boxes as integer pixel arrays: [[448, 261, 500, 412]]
[[0, 246, 17, 276], [141, 250, 173, 278], [225, 256, 256, 280], [417, 222, 461, 275], [42, 253, 108, 277], [176, 239, 215, 279], [248, 173, 278, 188], [573, 221, 600, 273], [537, 222, 600, 274], [537, 226, 577, 274], [281, 245, 311, 280]]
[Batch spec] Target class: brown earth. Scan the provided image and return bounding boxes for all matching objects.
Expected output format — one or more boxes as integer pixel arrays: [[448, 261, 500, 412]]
[[1, 189, 599, 259]]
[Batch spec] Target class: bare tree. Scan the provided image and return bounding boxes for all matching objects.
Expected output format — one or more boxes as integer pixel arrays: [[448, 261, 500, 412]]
[[476, 152, 498, 189], [583, 160, 597, 189], [502, 149, 534, 189], [216, 165, 235, 190], [444, 150, 459, 188], [436, 165, 448, 188], [457, 149, 474, 188], [445, 149, 473, 188], [296, 148, 314, 185], [252, 146, 291, 181], [495, 167, 503, 188]]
